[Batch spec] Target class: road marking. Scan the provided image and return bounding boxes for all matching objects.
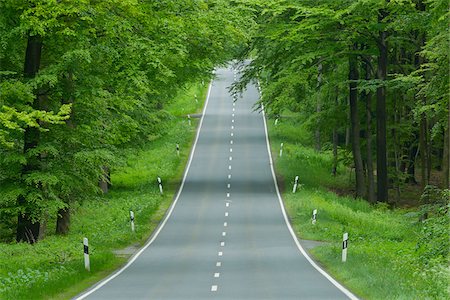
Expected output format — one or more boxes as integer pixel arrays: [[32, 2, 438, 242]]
[[232, 119, 234, 123], [231, 125, 234, 130], [211, 285, 218, 292], [222, 231, 226, 236], [230, 148, 233, 152], [229, 156, 232, 161], [227, 193, 230, 198], [230, 140, 233, 145], [226, 202, 230, 207], [228, 174, 231, 179], [214, 273, 220, 278], [225, 212, 229, 217], [216, 262, 221, 267], [223, 222, 227, 227], [232, 113, 235, 117], [227, 183, 231, 189], [260, 102, 360, 300], [221, 241, 225, 246], [74, 81, 215, 300], [228, 165, 232, 170], [231, 132, 234, 137], [218, 251, 223, 256], [233, 102, 235, 106], [232, 107, 235, 112]]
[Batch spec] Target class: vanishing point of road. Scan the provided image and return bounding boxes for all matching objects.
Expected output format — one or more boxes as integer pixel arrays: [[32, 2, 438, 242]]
[[75, 67, 358, 300]]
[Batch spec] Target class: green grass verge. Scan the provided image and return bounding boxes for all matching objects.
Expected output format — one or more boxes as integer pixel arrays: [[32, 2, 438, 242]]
[[268, 117, 449, 300], [0, 83, 208, 300]]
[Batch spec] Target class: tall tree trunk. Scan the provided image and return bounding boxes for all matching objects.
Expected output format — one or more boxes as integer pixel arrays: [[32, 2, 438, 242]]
[[364, 61, 376, 203], [349, 48, 365, 198], [406, 143, 418, 184], [56, 72, 75, 235], [16, 34, 43, 243], [315, 63, 323, 152], [332, 87, 339, 177], [99, 166, 111, 194], [418, 112, 431, 188], [376, 10, 389, 203], [443, 108, 449, 188], [56, 208, 70, 235]]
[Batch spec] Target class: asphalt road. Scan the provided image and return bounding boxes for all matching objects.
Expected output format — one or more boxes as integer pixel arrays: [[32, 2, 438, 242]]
[[76, 67, 357, 300]]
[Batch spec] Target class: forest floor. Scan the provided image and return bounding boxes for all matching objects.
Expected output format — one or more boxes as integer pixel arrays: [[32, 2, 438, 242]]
[[0, 83, 208, 300], [267, 115, 449, 299]]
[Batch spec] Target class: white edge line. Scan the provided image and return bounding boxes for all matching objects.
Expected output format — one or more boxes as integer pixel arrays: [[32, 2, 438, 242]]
[[74, 82, 214, 300], [260, 93, 359, 300]]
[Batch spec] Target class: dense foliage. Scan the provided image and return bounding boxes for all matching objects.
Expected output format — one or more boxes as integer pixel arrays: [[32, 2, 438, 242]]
[[0, 0, 254, 243], [236, 0, 449, 204]]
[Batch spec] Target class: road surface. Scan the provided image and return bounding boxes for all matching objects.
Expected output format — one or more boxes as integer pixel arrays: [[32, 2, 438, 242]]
[[76, 67, 357, 300]]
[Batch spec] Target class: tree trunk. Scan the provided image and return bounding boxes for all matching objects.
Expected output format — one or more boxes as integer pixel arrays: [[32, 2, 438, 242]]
[[16, 34, 43, 243], [406, 144, 418, 184], [315, 63, 323, 152], [419, 117, 429, 187], [376, 10, 389, 203], [443, 110, 449, 188], [349, 47, 365, 198], [332, 88, 339, 177], [364, 62, 376, 203], [99, 166, 111, 194], [56, 72, 75, 235], [56, 208, 70, 235]]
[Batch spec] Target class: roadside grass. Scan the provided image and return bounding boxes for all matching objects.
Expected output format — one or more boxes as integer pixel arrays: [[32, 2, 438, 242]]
[[0, 83, 208, 300], [268, 117, 449, 299]]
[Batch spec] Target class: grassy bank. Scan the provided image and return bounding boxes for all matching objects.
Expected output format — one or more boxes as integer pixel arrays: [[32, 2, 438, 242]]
[[0, 83, 208, 300], [267, 117, 449, 299]]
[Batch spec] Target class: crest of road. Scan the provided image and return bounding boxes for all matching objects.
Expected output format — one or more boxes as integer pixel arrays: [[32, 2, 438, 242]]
[[76, 67, 358, 300]]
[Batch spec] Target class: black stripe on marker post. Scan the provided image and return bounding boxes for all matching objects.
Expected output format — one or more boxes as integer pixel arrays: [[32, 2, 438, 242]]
[[84, 244, 89, 255]]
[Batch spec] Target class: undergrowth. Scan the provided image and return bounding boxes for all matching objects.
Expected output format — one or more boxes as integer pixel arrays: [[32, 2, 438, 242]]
[[0, 83, 208, 300], [268, 116, 449, 300]]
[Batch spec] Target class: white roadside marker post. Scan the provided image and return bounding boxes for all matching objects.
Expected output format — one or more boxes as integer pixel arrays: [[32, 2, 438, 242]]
[[280, 143, 284, 157], [83, 237, 90, 272], [176, 144, 180, 156], [187, 114, 191, 126], [312, 209, 317, 225], [342, 233, 348, 262], [158, 177, 163, 195], [275, 118, 279, 126], [130, 210, 135, 232], [195, 94, 198, 103], [292, 176, 299, 193]]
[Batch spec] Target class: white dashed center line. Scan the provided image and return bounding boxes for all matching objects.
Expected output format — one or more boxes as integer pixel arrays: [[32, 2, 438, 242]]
[[231, 132, 234, 137], [224, 222, 227, 227], [225, 212, 229, 217], [226, 201, 230, 206], [221, 241, 225, 246], [211, 285, 218, 292], [228, 165, 232, 170], [218, 251, 223, 256], [222, 231, 226, 237], [216, 262, 221, 267], [230, 148, 233, 152], [227, 193, 230, 198], [228, 174, 231, 179], [230, 140, 233, 144], [214, 273, 220, 278], [231, 125, 234, 130]]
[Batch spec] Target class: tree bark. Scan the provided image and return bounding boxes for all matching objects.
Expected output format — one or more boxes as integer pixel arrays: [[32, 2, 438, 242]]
[[376, 10, 389, 203], [56, 208, 70, 235], [315, 63, 323, 152], [56, 72, 75, 235], [99, 166, 111, 194], [364, 61, 376, 203], [332, 87, 339, 177], [349, 47, 366, 198], [16, 34, 43, 243], [443, 107, 449, 188]]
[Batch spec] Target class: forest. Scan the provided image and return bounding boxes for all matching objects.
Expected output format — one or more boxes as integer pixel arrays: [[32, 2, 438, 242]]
[[0, 0, 252, 243], [0, 0, 448, 299]]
